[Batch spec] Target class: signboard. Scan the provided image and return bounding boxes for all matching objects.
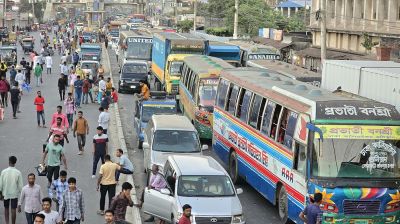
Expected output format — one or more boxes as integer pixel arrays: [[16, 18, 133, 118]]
[[127, 37, 152, 43], [248, 54, 280, 60], [316, 101, 400, 121], [315, 125, 400, 140]]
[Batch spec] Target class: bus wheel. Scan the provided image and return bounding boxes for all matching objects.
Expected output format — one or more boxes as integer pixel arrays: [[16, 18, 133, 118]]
[[229, 151, 240, 184], [277, 185, 289, 223]]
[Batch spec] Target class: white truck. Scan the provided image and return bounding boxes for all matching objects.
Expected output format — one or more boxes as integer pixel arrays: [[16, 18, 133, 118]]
[[322, 60, 400, 111]]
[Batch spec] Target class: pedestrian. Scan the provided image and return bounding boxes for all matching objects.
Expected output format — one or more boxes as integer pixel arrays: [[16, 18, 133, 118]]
[[97, 65, 105, 78], [46, 55, 53, 74], [34, 213, 45, 224], [42, 134, 68, 187], [34, 90, 46, 127], [68, 70, 77, 94], [64, 92, 75, 128], [0, 61, 8, 79], [97, 154, 119, 215], [9, 65, 16, 86], [100, 91, 111, 110], [73, 111, 89, 155], [50, 105, 69, 129], [72, 52, 79, 67], [58, 74, 67, 101], [98, 107, 110, 134], [139, 80, 150, 100], [178, 204, 192, 224], [60, 61, 68, 75], [20, 57, 27, 68], [10, 82, 21, 119], [82, 76, 93, 104], [59, 177, 85, 224], [74, 75, 83, 108], [106, 77, 112, 96], [25, 62, 33, 85], [92, 126, 108, 178], [104, 210, 116, 224], [111, 87, 118, 104], [109, 182, 133, 223], [66, 53, 72, 66], [47, 116, 69, 146], [48, 170, 68, 212], [34, 63, 43, 87], [38, 197, 62, 224], [0, 156, 24, 224], [0, 75, 10, 107], [115, 149, 134, 182], [299, 193, 323, 224], [98, 76, 106, 103], [15, 69, 25, 89], [105, 38, 108, 49], [18, 173, 43, 224], [115, 48, 119, 63]]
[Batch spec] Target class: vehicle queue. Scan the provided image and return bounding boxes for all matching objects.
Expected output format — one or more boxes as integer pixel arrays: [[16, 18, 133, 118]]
[[106, 18, 400, 224]]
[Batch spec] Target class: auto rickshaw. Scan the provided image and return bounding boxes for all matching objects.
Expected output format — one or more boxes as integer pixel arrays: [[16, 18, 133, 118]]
[[21, 37, 34, 54]]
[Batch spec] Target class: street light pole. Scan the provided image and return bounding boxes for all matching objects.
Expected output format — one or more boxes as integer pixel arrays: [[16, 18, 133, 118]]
[[233, 0, 238, 39], [3, 0, 6, 27], [193, 0, 197, 31]]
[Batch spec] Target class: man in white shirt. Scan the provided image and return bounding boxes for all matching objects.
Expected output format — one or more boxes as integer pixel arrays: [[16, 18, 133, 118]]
[[18, 173, 43, 224], [60, 54, 67, 65], [98, 107, 110, 135], [38, 197, 62, 224], [60, 62, 68, 76], [15, 69, 25, 89], [98, 76, 106, 103], [46, 55, 53, 74]]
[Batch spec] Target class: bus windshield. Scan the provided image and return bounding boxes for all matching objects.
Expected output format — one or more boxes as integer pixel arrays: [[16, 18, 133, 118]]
[[169, 61, 183, 76], [312, 125, 400, 179], [198, 78, 218, 107], [126, 42, 152, 60]]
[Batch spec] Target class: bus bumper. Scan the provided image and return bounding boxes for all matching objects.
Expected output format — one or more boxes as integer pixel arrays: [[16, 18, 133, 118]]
[[322, 212, 400, 224]]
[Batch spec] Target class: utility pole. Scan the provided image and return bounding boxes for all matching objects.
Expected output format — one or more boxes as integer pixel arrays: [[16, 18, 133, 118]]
[[233, 0, 238, 39], [2, 0, 6, 27], [193, 0, 196, 31], [320, 0, 327, 65], [174, 0, 178, 27]]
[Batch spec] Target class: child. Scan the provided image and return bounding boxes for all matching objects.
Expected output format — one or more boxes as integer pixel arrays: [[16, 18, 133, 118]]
[[111, 87, 118, 104]]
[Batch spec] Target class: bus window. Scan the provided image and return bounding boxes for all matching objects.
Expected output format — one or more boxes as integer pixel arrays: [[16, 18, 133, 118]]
[[293, 142, 307, 176], [261, 100, 276, 136], [192, 75, 199, 98], [248, 94, 265, 129], [283, 111, 298, 149], [188, 71, 196, 90], [226, 84, 239, 114], [216, 79, 229, 108], [236, 89, 252, 122], [277, 109, 289, 144], [270, 104, 282, 140]]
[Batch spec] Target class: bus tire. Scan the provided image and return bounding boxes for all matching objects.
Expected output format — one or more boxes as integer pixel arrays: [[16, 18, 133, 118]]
[[229, 151, 241, 184], [277, 185, 289, 223]]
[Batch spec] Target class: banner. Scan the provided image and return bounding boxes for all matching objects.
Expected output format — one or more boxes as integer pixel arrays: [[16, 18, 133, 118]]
[[315, 125, 400, 140]]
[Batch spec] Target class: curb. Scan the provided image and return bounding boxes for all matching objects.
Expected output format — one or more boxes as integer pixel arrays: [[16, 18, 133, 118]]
[[103, 45, 142, 224]]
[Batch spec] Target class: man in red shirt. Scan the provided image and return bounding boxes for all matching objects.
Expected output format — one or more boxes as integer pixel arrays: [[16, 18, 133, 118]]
[[34, 90, 46, 127], [50, 105, 69, 130], [47, 117, 69, 147], [178, 204, 192, 224]]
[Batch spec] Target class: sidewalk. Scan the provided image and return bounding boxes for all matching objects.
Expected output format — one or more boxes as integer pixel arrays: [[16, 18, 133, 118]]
[[102, 44, 142, 224]]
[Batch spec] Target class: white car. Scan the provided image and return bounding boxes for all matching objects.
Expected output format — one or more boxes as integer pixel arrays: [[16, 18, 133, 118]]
[[143, 155, 245, 224]]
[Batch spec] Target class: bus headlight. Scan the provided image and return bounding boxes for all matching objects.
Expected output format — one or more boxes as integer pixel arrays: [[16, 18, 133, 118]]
[[385, 215, 395, 223], [232, 214, 244, 223], [385, 202, 400, 213]]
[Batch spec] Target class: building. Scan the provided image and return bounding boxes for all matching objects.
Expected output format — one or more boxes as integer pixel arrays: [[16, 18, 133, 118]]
[[276, 0, 311, 17], [309, 0, 400, 60]]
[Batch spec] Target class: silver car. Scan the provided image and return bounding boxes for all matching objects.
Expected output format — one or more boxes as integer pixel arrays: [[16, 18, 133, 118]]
[[143, 155, 245, 224]]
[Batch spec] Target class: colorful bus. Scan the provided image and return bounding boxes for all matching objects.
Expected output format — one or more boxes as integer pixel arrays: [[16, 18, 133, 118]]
[[213, 67, 400, 223], [119, 30, 152, 66], [179, 55, 234, 140], [229, 40, 280, 67]]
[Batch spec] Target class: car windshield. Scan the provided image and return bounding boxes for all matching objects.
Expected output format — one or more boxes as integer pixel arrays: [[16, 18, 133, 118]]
[[198, 78, 218, 106], [169, 61, 183, 76], [153, 130, 200, 152], [177, 175, 235, 197], [81, 63, 98, 70], [312, 126, 400, 179], [142, 105, 176, 122], [122, 64, 147, 74]]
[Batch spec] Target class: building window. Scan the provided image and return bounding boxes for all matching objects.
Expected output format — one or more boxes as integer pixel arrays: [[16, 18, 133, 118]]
[[398, 6, 400, 20], [384, 0, 388, 20]]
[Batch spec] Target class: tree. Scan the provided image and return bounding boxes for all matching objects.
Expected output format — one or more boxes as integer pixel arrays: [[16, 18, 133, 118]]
[[177, 20, 193, 33]]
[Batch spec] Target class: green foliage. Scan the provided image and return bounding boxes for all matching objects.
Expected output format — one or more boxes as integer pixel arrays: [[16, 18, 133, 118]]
[[205, 27, 232, 36], [177, 20, 193, 33], [361, 33, 379, 51]]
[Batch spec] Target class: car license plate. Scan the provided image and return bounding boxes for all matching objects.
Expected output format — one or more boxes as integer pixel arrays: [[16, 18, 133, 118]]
[[354, 220, 369, 224], [130, 86, 136, 89]]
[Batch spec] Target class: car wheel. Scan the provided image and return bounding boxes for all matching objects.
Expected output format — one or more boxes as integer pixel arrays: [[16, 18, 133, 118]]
[[229, 151, 241, 184], [277, 185, 289, 223]]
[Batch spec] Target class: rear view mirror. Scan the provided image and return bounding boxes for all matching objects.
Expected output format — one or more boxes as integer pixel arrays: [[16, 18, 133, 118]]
[[201, 145, 209, 151], [236, 188, 243, 195], [160, 188, 171, 195]]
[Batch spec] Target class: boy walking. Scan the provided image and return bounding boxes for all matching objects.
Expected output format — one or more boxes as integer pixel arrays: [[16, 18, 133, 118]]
[[73, 111, 89, 155], [59, 177, 85, 224], [92, 126, 108, 178]]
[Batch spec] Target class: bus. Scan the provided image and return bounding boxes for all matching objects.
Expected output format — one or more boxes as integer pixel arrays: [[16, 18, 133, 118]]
[[247, 59, 321, 87], [179, 55, 234, 140], [206, 41, 241, 67], [229, 40, 280, 67], [119, 30, 152, 66], [213, 67, 400, 223]]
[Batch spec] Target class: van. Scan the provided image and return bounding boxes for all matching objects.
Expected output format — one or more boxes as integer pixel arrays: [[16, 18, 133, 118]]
[[143, 155, 245, 224]]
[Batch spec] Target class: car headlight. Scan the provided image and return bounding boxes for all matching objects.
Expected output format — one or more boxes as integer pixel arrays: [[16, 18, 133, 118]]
[[232, 214, 244, 223]]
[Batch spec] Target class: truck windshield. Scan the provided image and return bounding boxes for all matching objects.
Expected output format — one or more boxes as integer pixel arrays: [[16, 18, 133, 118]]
[[312, 126, 400, 179], [177, 175, 235, 197], [153, 130, 200, 153], [126, 42, 152, 60], [198, 78, 218, 107], [122, 64, 147, 74], [142, 105, 176, 122], [169, 61, 183, 76]]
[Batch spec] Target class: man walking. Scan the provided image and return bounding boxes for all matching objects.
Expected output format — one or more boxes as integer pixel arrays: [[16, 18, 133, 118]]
[[47, 117, 69, 147], [48, 170, 68, 212], [98, 107, 110, 134], [9, 65, 16, 86], [10, 82, 21, 119], [58, 74, 67, 101], [34, 90, 46, 127], [59, 177, 85, 224], [38, 197, 62, 224], [25, 62, 33, 85], [72, 52, 79, 67], [0, 75, 10, 107], [178, 204, 192, 224], [73, 111, 89, 155], [42, 134, 68, 187], [15, 69, 25, 89], [18, 173, 43, 224], [74, 75, 83, 108], [0, 156, 24, 224], [50, 105, 69, 130], [97, 154, 119, 215], [46, 55, 53, 74], [115, 149, 134, 182], [82, 76, 92, 104], [34, 63, 43, 87], [109, 182, 133, 223], [92, 126, 108, 178]]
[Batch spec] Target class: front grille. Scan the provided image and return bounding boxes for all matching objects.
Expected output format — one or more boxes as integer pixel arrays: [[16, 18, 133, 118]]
[[195, 216, 232, 224], [343, 200, 381, 216], [171, 84, 179, 93]]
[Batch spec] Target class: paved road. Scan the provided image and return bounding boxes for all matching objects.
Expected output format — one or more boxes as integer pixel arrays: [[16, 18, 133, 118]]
[[0, 32, 105, 223], [107, 49, 283, 224]]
